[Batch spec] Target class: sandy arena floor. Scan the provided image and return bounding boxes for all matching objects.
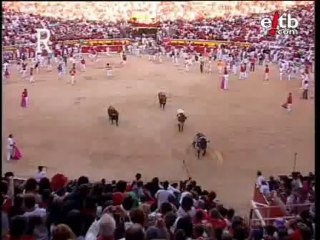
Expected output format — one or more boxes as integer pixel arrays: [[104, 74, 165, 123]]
[[2, 54, 314, 215]]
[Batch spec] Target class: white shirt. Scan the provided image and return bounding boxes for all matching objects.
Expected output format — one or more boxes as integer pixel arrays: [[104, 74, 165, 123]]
[[179, 191, 192, 204], [260, 184, 270, 195], [256, 175, 266, 188], [3, 62, 8, 71], [7, 137, 14, 150], [24, 208, 48, 240], [35, 170, 47, 182], [168, 185, 181, 194], [155, 189, 174, 209]]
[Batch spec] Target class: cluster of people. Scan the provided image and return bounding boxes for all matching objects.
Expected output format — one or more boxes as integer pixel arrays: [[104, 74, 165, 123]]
[[1, 170, 316, 240], [2, 2, 314, 50], [254, 171, 315, 238], [3, 1, 312, 22], [159, 3, 314, 47], [1, 172, 244, 240]]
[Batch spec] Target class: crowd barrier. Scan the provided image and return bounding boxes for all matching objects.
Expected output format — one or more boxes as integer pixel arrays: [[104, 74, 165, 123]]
[[2, 38, 253, 61]]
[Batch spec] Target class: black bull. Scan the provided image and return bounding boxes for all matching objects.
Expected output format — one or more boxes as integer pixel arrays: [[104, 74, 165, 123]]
[[192, 135, 209, 159], [158, 92, 167, 109], [108, 106, 119, 126]]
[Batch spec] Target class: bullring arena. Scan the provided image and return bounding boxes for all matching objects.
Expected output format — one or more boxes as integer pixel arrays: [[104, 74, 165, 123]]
[[3, 53, 314, 214], [2, 2, 316, 239]]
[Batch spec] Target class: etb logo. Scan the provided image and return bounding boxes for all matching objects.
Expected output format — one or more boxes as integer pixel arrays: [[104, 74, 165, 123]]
[[261, 11, 299, 36]]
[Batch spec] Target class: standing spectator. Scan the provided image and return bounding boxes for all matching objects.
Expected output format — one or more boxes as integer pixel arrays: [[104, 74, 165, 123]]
[[23, 194, 48, 240], [155, 181, 174, 209], [35, 166, 47, 183]]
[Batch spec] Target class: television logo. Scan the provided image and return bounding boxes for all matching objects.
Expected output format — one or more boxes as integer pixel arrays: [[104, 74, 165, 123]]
[[261, 11, 299, 36]]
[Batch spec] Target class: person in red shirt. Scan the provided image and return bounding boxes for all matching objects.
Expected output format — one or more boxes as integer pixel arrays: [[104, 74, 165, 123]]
[[282, 92, 292, 112], [208, 209, 227, 230], [4, 67, 10, 80], [239, 63, 245, 80], [264, 65, 269, 81], [250, 57, 255, 72], [21, 89, 28, 108], [69, 68, 76, 85]]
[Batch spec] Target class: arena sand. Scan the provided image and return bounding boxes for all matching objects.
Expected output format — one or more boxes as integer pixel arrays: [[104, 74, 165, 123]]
[[2, 55, 314, 216]]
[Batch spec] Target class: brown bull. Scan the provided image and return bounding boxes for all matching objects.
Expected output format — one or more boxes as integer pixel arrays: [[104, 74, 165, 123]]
[[158, 92, 167, 110], [108, 106, 119, 126], [177, 113, 187, 132]]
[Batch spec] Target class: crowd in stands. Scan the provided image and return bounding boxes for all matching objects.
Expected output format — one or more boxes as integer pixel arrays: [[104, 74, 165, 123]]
[[2, 2, 312, 22], [2, 3, 314, 51], [256, 171, 315, 216], [1, 169, 316, 240], [255, 171, 315, 239]]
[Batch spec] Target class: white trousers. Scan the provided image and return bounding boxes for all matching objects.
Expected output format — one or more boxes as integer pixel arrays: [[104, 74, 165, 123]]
[[287, 74, 291, 81], [280, 72, 283, 81], [239, 72, 245, 80], [287, 104, 292, 112], [185, 63, 189, 72], [7, 148, 13, 161], [264, 73, 269, 80], [233, 65, 237, 74], [71, 76, 75, 85]]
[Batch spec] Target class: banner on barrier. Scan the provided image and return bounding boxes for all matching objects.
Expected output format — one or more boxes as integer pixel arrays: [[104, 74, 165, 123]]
[[167, 39, 251, 47]]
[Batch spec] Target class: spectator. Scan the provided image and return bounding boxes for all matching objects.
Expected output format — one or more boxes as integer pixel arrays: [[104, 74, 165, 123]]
[[256, 171, 266, 188], [155, 181, 175, 209], [125, 223, 145, 240], [23, 194, 48, 240], [177, 195, 196, 219], [8, 194, 25, 219], [7, 216, 31, 240], [208, 209, 227, 230], [64, 209, 84, 240], [52, 224, 76, 240], [35, 167, 47, 183]]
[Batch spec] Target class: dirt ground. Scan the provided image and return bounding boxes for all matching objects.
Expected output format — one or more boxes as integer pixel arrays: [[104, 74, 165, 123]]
[[2, 54, 314, 216]]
